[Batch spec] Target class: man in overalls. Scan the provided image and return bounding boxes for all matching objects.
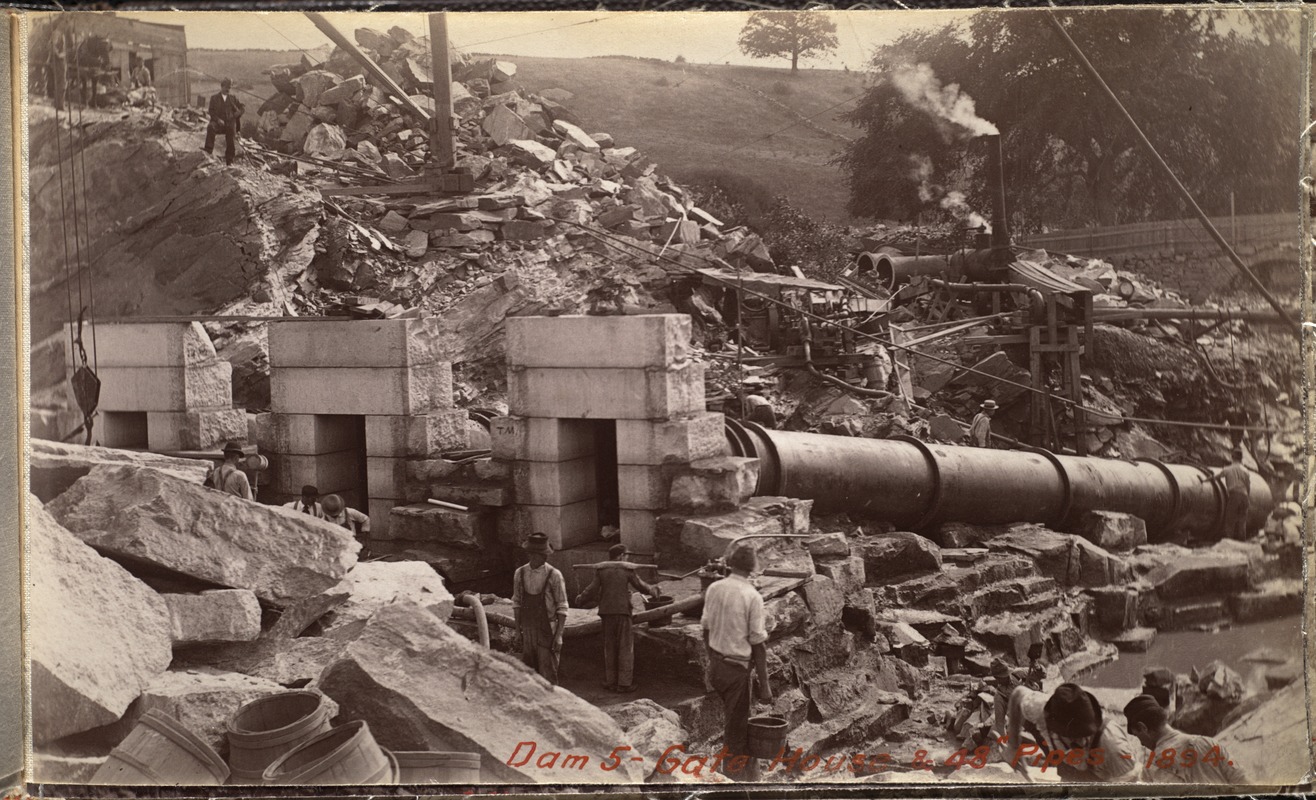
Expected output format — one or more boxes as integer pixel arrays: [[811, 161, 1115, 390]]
[[512, 533, 568, 685]]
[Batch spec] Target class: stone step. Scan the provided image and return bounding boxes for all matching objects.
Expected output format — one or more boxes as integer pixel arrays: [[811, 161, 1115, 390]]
[[972, 604, 1088, 664], [1154, 598, 1228, 631], [1110, 626, 1157, 653], [959, 576, 1058, 617], [1228, 579, 1303, 623], [941, 554, 1036, 594]]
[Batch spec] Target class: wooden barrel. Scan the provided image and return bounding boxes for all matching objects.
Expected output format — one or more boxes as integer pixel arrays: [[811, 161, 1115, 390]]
[[92, 709, 229, 785], [746, 715, 788, 760], [262, 721, 393, 785], [392, 751, 482, 784], [226, 691, 333, 784]]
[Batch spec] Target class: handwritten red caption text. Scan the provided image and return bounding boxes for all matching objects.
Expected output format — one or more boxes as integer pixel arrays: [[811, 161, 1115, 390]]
[[508, 742, 1236, 777]]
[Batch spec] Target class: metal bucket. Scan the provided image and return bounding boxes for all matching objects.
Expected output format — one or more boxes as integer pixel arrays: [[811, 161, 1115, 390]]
[[644, 595, 674, 627]]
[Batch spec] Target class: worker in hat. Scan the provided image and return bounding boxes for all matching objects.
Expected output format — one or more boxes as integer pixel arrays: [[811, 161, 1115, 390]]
[[1005, 682, 1143, 782], [969, 399, 998, 448], [1142, 667, 1178, 713], [574, 544, 662, 693], [1123, 694, 1246, 784], [207, 442, 252, 500], [701, 545, 772, 781], [282, 485, 324, 518], [1206, 449, 1251, 540], [204, 77, 244, 165], [512, 533, 568, 685], [321, 494, 371, 553]]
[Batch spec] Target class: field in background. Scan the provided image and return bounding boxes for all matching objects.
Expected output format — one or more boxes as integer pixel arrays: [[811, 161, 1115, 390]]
[[191, 48, 867, 221]]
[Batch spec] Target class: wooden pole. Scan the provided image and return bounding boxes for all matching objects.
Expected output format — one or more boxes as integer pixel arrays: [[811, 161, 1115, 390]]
[[304, 12, 432, 124], [428, 12, 455, 172], [1046, 11, 1299, 336]]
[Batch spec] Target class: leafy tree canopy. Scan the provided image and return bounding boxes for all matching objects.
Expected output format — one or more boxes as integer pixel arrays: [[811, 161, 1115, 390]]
[[836, 9, 1300, 230], [738, 11, 839, 74]]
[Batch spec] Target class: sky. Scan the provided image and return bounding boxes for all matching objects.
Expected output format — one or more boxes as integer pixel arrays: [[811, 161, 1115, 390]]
[[119, 10, 975, 71]]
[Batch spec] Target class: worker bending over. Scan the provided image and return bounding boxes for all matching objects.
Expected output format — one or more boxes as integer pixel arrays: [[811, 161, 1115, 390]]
[[321, 494, 371, 556], [1005, 682, 1143, 782], [1123, 694, 1247, 784], [512, 533, 568, 685], [701, 546, 773, 781], [575, 544, 662, 693]]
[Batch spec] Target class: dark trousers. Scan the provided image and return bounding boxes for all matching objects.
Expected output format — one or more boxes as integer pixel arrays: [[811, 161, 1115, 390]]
[[205, 118, 239, 164], [709, 655, 758, 780], [601, 614, 634, 688], [1224, 490, 1249, 539], [521, 593, 558, 685]]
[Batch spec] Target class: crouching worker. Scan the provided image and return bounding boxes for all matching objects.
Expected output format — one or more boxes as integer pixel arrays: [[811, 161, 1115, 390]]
[[1005, 682, 1143, 782], [1123, 694, 1247, 784], [321, 494, 371, 557]]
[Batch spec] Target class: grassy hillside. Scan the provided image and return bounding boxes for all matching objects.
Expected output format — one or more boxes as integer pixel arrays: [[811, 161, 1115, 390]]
[[193, 49, 866, 221], [505, 55, 865, 222]]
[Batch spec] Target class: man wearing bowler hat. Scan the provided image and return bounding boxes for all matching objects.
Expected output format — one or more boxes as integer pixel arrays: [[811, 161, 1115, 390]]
[[209, 442, 252, 500], [512, 533, 569, 685]]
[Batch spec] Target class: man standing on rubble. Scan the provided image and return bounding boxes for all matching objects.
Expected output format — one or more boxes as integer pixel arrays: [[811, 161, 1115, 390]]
[[574, 544, 662, 693], [283, 485, 324, 518], [209, 442, 252, 500], [130, 60, 152, 89], [204, 78, 244, 166], [701, 546, 773, 781], [1210, 449, 1251, 539], [512, 533, 568, 685], [969, 399, 997, 447]]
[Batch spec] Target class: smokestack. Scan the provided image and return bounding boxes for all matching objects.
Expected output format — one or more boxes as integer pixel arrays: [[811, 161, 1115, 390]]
[[984, 134, 1010, 261]]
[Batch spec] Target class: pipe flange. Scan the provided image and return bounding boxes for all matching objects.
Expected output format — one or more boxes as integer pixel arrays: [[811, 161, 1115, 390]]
[[1031, 447, 1074, 525], [891, 434, 943, 531], [740, 420, 783, 496], [1133, 458, 1182, 531]]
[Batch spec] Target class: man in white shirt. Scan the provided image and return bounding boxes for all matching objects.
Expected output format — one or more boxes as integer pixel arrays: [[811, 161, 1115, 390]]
[[969, 399, 997, 447], [282, 485, 323, 518], [1005, 682, 1143, 782], [701, 546, 773, 781], [511, 533, 568, 685], [1123, 694, 1247, 785]]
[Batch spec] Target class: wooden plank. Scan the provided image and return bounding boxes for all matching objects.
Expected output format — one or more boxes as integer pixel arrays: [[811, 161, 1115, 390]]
[[318, 174, 472, 197], [304, 12, 432, 123], [963, 335, 1029, 346], [429, 12, 455, 171], [890, 323, 915, 400]]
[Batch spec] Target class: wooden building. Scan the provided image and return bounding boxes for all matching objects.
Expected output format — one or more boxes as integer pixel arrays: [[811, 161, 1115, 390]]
[[33, 13, 190, 108]]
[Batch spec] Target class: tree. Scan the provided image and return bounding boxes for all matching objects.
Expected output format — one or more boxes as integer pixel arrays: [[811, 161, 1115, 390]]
[[836, 8, 1300, 229], [738, 11, 839, 74]]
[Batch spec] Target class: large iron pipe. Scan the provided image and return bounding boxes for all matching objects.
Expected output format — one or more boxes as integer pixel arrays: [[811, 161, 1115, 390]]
[[856, 250, 997, 292], [725, 420, 1271, 539]]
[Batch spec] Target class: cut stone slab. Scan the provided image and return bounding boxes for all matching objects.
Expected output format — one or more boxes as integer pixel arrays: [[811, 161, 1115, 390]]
[[135, 669, 290, 756], [1070, 510, 1147, 552], [47, 465, 358, 607], [615, 412, 727, 466], [667, 456, 759, 513], [505, 139, 556, 167], [659, 497, 814, 575], [29, 496, 172, 744], [988, 524, 1130, 588], [507, 362, 705, 420], [816, 555, 865, 597], [146, 409, 247, 452], [253, 412, 359, 456], [271, 363, 452, 416], [30, 439, 210, 503], [65, 321, 218, 369], [164, 589, 261, 645], [855, 531, 942, 582], [319, 560, 455, 634], [365, 411, 469, 457], [1127, 544, 1251, 600], [94, 362, 232, 412], [506, 314, 691, 369], [490, 416, 596, 462], [317, 75, 365, 106], [318, 601, 645, 783], [268, 319, 445, 368], [551, 119, 600, 152]]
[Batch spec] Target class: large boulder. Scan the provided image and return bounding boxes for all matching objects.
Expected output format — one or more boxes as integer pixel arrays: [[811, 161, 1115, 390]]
[[1126, 544, 1251, 600], [47, 464, 358, 606], [987, 524, 1129, 588], [164, 589, 262, 645], [29, 496, 172, 744], [318, 602, 645, 784], [30, 439, 210, 502], [1215, 680, 1308, 784], [855, 531, 942, 582], [318, 561, 455, 634]]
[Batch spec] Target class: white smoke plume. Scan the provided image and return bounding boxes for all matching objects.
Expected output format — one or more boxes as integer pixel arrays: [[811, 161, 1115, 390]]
[[890, 63, 999, 137], [940, 190, 990, 233], [907, 154, 935, 202]]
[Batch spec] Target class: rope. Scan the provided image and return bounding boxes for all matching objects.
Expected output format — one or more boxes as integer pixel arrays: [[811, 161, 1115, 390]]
[[549, 216, 1288, 436], [75, 102, 97, 371], [53, 108, 77, 363]]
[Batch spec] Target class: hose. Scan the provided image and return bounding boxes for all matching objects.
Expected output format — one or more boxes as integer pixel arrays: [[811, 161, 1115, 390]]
[[458, 592, 489, 649]]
